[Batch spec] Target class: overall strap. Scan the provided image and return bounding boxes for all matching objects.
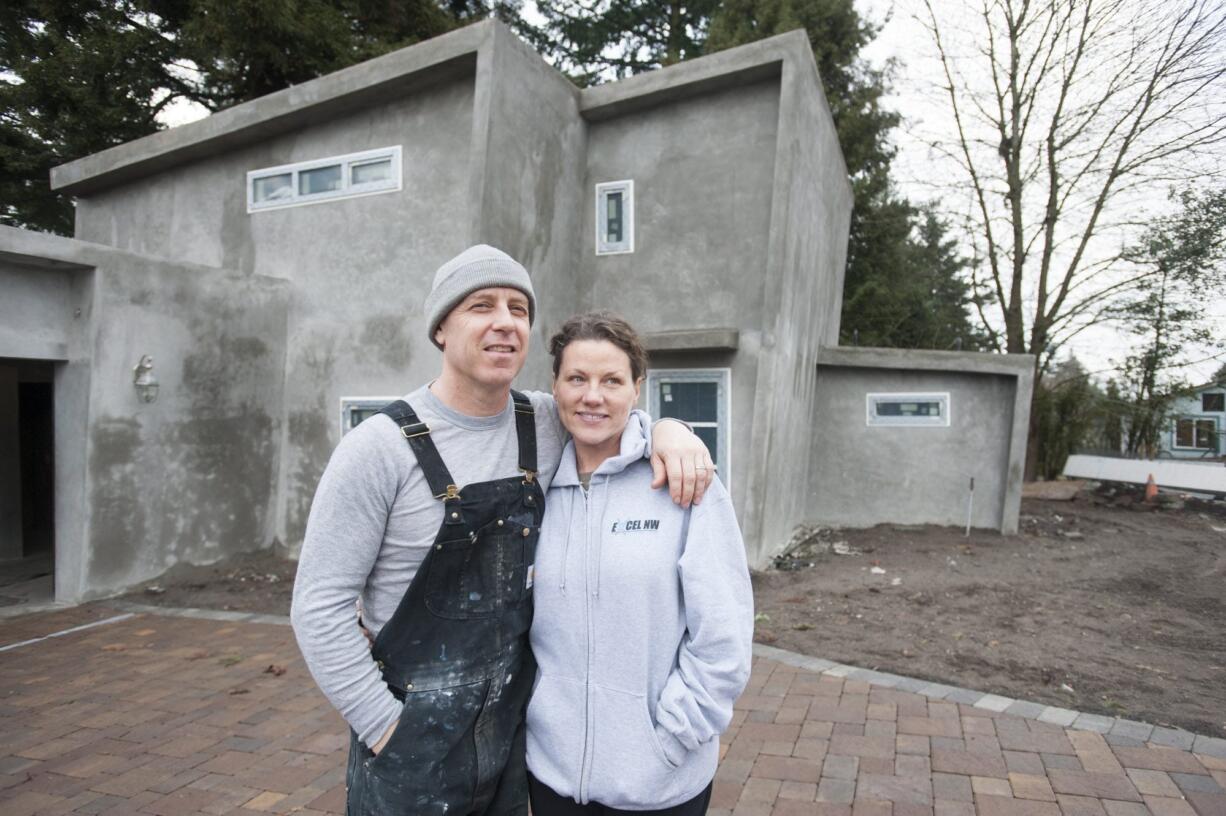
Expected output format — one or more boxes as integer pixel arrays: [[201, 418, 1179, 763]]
[[380, 400, 459, 500], [510, 390, 538, 481]]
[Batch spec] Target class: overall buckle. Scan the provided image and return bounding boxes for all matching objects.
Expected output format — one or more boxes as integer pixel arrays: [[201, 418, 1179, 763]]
[[400, 421, 430, 439]]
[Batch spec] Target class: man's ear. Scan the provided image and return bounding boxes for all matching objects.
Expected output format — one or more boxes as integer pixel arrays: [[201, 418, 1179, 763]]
[[434, 322, 445, 348]]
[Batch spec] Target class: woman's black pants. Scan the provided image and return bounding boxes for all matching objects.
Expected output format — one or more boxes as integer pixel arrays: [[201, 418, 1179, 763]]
[[527, 773, 712, 816]]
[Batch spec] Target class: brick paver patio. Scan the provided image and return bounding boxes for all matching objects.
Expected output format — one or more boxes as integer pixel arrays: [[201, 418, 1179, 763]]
[[2, 605, 1224, 816]]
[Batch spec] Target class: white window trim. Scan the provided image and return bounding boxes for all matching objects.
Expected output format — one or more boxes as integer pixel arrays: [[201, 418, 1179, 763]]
[[248, 146, 402, 213], [1171, 415, 1218, 450], [595, 179, 634, 255], [866, 392, 951, 428], [339, 396, 400, 437], [645, 368, 731, 487]]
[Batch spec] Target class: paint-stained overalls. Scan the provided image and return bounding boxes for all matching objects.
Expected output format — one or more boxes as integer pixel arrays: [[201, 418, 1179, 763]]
[[346, 392, 544, 816]]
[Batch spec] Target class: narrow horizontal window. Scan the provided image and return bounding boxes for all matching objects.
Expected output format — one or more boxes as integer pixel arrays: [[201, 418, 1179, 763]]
[[596, 180, 634, 254], [866, 392, 951, 427], [1202, 392, 1224, 412], [248, 146, 402, 213]]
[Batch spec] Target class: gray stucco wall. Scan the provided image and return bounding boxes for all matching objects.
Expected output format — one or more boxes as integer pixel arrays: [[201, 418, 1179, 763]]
[[0, 227, 290, 601], [740, 47, 853, 567], [72, 72, 481, 551], [0, 257, 77, 361], [82, 258, 289, 597], [809, 366, 1019, 531], [578, 78, 781, 505], [471, 27, 586, 389]]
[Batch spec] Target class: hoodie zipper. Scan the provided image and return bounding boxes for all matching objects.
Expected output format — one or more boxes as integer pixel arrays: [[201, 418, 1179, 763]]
[[578, 484, 594, 803]]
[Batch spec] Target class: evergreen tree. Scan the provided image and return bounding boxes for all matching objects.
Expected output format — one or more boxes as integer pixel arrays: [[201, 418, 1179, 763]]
[[526, 0, 719, 84], [1, 1, 190, 233], [1032, 356, 1100, 479], [172, 0, 457, 110], [1, 0, 468, 235]]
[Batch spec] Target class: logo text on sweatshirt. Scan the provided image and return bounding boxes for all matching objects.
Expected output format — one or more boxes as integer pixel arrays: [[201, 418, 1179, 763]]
[[610, 518, 660, 533]]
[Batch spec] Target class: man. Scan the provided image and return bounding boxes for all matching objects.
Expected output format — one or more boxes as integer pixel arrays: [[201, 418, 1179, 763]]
[[291, 245, 714, 816]]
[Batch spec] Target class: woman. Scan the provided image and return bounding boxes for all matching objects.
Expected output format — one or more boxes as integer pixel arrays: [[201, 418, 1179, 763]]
[[525, 312, 754, 815]]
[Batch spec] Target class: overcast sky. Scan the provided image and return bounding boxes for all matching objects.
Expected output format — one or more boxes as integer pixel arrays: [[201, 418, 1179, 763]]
[[855, 0, 1224, 384]]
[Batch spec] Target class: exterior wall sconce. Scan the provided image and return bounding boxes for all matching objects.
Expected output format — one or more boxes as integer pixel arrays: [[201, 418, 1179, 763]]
[[133, 355, 160, 403]]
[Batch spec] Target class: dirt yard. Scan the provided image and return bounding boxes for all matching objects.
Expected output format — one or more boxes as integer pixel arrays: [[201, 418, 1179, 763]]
[[122, 484, 1226, 738]]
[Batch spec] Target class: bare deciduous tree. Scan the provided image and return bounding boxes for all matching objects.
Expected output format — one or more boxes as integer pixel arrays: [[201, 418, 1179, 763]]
[[914, 0, 1226, 474]]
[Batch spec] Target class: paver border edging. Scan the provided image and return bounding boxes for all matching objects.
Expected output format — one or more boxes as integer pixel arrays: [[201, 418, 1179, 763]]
[[752, 642, 1226, 760]]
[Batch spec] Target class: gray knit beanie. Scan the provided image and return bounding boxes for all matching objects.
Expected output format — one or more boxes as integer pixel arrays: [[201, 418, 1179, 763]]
[[424, 244, 536, 349]]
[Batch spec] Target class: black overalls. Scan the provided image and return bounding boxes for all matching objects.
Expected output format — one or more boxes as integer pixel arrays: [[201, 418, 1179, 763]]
[[346, 391, 544, 816]]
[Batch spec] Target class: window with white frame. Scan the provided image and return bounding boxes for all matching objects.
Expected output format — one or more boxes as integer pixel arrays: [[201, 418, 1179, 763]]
[[1173, 417, 1217, 450], [248, 147, 402, 212], [647, 369, 730, 483], [595, 180, 634, 254], [340, 397, 398, 436], [866, 392, 951, 427]]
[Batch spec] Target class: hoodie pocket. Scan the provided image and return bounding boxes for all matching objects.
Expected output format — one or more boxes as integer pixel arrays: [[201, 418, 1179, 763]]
[[587, 685, 677, 806], [526, 674, 586, 787]]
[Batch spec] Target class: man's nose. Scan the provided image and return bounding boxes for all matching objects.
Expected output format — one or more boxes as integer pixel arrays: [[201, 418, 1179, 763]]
[[490, 301, 515, 329]]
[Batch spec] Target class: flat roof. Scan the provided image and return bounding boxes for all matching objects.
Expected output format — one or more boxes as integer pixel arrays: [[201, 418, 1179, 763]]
[[817, 345, 1035, 378], [52, 22, 820, 197]]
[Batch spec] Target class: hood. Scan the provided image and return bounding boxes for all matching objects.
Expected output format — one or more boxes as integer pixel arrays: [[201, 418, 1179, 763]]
[[552, 409, 650, 488]]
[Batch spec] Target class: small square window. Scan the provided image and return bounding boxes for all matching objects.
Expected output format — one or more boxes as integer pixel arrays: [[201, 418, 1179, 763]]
[[1203, 392, 1224, 412], [596, 180, 634, 254], [867, 393, 951, 427]]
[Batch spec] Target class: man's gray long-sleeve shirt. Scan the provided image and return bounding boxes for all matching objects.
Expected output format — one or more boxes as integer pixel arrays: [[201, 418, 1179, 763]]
[[290, 385, 567, 747]]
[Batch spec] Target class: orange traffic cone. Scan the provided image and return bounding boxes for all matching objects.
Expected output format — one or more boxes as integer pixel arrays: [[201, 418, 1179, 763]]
[[1144, 473, 1158, 502]]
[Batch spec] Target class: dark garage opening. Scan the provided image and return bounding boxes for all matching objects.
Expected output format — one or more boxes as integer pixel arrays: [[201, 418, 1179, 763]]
[[0, 358, 56, 607]]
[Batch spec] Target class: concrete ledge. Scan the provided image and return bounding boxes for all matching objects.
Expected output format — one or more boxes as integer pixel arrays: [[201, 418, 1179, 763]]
[[0, 332, 67, 362], [643, 328, 739, 353], [51, 23, 489, 195], [580, 30, 808, 121], [0, 225, 284, 284], [818, 345, 1034, 378]]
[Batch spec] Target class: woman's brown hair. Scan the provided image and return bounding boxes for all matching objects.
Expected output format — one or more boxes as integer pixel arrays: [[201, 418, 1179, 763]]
[[548, 312, 648, 382]]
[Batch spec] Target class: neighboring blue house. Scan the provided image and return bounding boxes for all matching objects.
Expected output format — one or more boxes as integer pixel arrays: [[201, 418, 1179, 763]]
[[1162, 379, 1226, 458]]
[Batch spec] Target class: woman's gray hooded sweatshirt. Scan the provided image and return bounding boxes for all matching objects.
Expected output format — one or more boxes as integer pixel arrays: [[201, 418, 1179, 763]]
[[526, 412, 754, 810]]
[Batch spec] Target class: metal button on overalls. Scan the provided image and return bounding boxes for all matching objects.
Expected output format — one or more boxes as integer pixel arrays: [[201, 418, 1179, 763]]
[[346, 392, 543, 816]]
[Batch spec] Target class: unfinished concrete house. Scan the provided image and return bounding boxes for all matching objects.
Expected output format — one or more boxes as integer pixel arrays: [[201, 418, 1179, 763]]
[[0, 20, 1033, 603]]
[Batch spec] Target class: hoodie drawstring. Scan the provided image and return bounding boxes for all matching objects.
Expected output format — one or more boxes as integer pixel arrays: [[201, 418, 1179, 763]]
[[560, 487, 579, 592], [593, 474, 611, 598]]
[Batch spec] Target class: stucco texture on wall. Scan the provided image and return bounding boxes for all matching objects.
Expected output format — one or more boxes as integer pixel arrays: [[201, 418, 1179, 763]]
[[740, 48, 853, 567], [808, 366, 1018, 531], [84, 259, 289, 596]]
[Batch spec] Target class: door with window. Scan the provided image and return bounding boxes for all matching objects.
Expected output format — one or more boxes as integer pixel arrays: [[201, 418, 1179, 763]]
[[646, 369, 730, 484]]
